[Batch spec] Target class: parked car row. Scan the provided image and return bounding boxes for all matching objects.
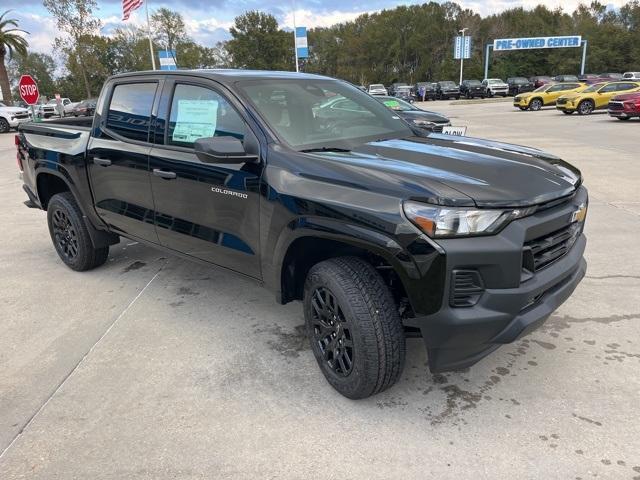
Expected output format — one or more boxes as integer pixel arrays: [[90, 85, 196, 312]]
[[512, 79, 640, 118]]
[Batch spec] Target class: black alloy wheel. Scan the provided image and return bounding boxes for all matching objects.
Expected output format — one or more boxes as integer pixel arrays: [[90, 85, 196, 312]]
[[51, 207, 79, 261], [310, 287, 354, 376]]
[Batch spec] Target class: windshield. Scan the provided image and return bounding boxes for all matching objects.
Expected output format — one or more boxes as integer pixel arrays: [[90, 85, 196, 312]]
[[533, 85, 549, 92], [369, 84, 384, 89], [237, 79, 412, 150], [511, 77, 528, 84], [582, 83, 607, 93], [376, 96, 415, 112], [396, 86, 411, 92], [47, 99, 57, 104], [465, 80, 481, 86], [488, 79, 503, 84], [440, 81, 456, 87]]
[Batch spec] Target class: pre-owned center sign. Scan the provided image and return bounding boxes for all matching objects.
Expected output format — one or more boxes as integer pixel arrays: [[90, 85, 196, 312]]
[[493, 35, 582, 51]]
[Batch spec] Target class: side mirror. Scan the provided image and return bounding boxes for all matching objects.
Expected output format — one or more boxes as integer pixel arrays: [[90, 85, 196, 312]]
[[194, 136, 258, 164]]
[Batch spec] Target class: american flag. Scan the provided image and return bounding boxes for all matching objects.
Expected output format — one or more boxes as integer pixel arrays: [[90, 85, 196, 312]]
[[122, 0, 144, 21]]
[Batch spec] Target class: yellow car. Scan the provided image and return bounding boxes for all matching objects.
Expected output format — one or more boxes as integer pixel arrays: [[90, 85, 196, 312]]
[[513, 82, 587, 111], [556, 81, 640, 115]]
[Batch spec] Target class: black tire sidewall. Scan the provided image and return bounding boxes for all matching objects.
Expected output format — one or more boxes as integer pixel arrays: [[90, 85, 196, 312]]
[[0, 118, 9, 133], [303, 266, 373, 398], [47, 192, 107, 271]]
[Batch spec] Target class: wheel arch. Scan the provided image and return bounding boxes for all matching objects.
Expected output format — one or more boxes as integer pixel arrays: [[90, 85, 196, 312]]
[[37, 171, 119, 248], [276, 234, 414, 315]]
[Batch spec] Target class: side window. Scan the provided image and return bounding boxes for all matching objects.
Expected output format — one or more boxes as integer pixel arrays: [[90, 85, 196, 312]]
[[168, 84, 245, 148], [547, 85, 563, 92], [106, 83, 157, 142], [599, 84, 618, 93], [617, 83, 637, 91]]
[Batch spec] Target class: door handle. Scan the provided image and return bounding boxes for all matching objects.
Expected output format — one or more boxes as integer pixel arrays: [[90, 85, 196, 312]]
[[93, 157, 111, 167], [153, 168, 177, 180]]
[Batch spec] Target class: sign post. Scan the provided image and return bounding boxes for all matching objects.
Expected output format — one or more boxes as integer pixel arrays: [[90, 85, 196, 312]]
[[158, 50, 177, 70], [294, 27, 308, 72], [454, 30, 471, 85], [18, 75, 40, 122]]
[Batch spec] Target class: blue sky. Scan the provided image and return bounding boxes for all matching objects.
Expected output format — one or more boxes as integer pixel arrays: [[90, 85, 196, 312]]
[[5, 0, 633, 55]]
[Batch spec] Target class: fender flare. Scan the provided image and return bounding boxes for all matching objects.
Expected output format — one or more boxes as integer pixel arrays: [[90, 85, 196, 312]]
[[35, 168, 119, 248]]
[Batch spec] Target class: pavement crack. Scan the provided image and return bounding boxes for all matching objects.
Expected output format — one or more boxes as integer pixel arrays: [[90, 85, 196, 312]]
[[0, 264, 165, 462], [586, 274, 640, 280]]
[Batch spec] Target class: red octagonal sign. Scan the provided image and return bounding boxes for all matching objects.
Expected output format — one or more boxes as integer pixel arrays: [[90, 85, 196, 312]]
[[18, 75, 39, 105]]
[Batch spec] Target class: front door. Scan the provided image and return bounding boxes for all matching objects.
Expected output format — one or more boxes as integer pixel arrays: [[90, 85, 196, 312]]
[[148, 80, 262, 278], [87, 80, 160, 243]]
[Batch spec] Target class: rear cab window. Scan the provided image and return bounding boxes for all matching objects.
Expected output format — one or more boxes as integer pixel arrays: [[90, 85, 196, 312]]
[[106, 82, 158, 142]]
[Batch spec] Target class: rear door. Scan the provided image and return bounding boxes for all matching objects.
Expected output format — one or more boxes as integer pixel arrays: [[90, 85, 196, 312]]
[[595, 83, 623, 107], [148, 77, 263, 278], [87, 78, 161, 243]]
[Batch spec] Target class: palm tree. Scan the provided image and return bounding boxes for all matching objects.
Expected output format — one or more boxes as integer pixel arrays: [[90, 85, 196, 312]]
[[0, 11, 28, 105]]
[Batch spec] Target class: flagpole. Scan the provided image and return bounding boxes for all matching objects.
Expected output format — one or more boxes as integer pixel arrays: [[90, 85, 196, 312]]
[[292, 5, 299, 72], [145, 0, 157, 70]]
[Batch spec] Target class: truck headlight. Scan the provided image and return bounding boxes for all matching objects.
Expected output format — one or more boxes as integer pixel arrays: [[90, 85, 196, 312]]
[[411, 119, 436, 127], [403, 201, 534, 238]]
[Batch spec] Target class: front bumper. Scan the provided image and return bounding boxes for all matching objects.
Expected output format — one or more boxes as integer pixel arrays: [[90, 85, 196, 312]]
[[408, 187, 588, 372], [8, 117, 31, 128], [513, 97, 530, 107]]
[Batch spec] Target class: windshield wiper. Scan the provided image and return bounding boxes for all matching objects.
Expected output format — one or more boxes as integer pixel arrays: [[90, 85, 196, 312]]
[[299, 147, 351, 153]]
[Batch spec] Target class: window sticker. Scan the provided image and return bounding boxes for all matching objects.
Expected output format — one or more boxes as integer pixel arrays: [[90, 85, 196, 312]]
[[383, 100, 400, 108], [172, 99, 218, 143]]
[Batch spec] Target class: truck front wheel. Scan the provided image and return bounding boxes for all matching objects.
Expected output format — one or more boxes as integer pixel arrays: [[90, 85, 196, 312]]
[[303, 256, 406, 399], [47, 192, 109, 271]]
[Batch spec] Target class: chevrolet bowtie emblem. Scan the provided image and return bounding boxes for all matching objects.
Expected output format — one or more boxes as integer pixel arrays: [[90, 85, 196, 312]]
[[570, 204, 587, 223]]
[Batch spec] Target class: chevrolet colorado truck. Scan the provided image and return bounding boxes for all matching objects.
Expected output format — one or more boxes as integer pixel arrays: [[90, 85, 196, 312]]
[[16, 70, 588, 399]]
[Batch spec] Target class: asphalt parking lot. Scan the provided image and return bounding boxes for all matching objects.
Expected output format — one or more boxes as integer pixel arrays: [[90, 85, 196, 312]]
[[1, 101, 639, 479]]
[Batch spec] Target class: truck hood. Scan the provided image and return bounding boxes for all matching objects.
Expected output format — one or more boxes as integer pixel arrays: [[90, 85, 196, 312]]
[[313, 135, 581, 208], [0, 106, 29, 114], [612, 92, 640, 101]]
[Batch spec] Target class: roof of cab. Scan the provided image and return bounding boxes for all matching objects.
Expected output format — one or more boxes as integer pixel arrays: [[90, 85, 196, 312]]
[[110, 69, 334, 83]]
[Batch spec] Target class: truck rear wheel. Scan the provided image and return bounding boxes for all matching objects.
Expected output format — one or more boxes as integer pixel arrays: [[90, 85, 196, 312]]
[[47, 192, 109, 271], [303, 256, 406, 399]]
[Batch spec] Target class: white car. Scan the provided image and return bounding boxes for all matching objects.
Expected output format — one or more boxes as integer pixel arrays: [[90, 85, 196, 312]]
[[482, 78, 509, 97], [41, 98, 77, 118], [0, 102, 32, 133], [368, 83, 388, 96], [622, 72, 640, 80]]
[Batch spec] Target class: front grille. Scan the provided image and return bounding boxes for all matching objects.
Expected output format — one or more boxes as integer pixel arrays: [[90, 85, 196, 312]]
[[523, 222, 581, 272], [450, 270, 484, 307], [556, 98, 568, 105], [608, 101, 624, 111], [14, 113, 29, 119]]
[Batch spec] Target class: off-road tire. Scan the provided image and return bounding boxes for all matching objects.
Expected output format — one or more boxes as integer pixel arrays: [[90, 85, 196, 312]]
[[303, 256, 406, 399], [0, 118, 10, 133], [47, 192, 109, 271]]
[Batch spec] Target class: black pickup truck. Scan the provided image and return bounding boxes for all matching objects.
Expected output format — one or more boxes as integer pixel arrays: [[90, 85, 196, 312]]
[[16, 70, 587, 399]]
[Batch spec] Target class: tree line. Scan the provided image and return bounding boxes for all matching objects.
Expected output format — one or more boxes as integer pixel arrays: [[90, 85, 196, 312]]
[[2, 1, 640, 103]]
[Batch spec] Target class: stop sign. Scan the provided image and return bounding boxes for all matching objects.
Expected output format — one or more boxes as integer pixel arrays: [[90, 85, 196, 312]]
[[18, 75, 39, 105]]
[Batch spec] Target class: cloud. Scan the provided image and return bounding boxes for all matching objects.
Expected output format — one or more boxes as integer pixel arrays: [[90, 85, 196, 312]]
[[281, 9, 372, 30]]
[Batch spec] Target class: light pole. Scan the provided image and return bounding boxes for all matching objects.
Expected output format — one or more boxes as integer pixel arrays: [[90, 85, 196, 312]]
[[459, 28, 468, 86]]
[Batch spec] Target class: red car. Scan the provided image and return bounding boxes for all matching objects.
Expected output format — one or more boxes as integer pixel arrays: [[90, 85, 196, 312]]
[[608, 92, 640, 120]]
